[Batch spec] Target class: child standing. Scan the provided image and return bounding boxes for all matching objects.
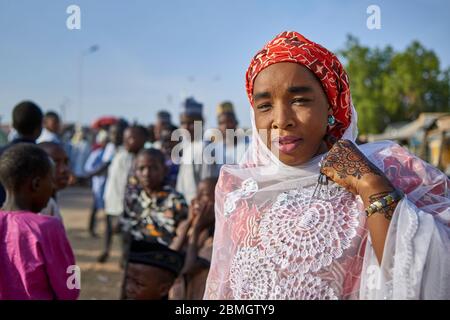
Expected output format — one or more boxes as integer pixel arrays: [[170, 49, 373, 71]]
[[121, 148, 188, 246], [84, 121, 127, 237], [99, 125, 148, 263], [119, 148, 188, 295], [0, 144, 79, 300]]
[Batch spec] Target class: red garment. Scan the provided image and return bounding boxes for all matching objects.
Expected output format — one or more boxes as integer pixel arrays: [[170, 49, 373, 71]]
[[91, 116, 118, 129], [245, 31, 352, 143]]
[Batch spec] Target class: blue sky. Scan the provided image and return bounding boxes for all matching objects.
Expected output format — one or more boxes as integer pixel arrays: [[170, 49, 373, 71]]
[[1, 0, 449, 128]]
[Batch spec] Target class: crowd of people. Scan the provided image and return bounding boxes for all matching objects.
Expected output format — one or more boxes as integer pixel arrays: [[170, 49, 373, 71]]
[[1, 30, 449, 301], [0, 98, 245, 300]]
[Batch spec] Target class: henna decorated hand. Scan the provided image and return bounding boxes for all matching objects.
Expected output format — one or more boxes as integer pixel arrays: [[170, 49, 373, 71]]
[[320, 140, 396, 213], [320, 140, 400, 262]]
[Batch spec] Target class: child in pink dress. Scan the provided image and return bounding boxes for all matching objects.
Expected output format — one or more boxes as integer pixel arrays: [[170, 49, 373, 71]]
[[0, 143, 79, 300]]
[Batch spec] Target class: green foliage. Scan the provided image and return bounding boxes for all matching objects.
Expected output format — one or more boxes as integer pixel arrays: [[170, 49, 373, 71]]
[[338, 35, 450, 134]]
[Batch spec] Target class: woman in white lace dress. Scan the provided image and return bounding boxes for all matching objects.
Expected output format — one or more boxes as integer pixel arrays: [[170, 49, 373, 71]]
[[203, 31, 450, 300]]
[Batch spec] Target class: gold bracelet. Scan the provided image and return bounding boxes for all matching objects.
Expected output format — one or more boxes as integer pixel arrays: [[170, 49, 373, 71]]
[[365, 190, 403, 218]]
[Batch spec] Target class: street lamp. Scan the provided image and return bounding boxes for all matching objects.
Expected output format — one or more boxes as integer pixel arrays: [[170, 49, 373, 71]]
[[78, 45, 99, 125]]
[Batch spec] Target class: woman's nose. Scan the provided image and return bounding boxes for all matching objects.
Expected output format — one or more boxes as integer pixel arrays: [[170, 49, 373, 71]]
[[271, 104, 295, 130]]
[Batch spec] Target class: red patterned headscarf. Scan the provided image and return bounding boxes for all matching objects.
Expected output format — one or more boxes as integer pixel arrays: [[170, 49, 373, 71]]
[[245, 31, 352, 143]]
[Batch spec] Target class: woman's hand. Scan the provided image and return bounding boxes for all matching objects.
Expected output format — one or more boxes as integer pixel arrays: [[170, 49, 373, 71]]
[[320, 139, 395, 208], [320, 139, 400, 264]]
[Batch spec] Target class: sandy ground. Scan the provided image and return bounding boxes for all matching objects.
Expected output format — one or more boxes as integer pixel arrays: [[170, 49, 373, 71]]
[[58, 186, 123, 300]]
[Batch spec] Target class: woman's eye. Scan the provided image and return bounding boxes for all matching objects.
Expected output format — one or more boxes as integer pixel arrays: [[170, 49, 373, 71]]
[[292, 98, 310, 105], [256, 104, 271, 111]]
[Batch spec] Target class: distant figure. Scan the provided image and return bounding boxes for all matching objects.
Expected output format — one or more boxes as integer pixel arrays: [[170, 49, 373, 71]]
[[69, 126, 91, 177], [160, 127, 180, 188], [176, 97, 217, 203], [83, 130, 111, 237], [38, 142, 71, 223], [84, 120, 127, 237], [0, 144, 79, 300], [153, 110, 173, 150], [37, 111, 62, 144], [0, 117, 7, 147], [0, 101, 43, 206], [99, 125, 148, 263], [0, 101, 43, 152], [145, 124, 156, 149], [214, 101, 249, 173]]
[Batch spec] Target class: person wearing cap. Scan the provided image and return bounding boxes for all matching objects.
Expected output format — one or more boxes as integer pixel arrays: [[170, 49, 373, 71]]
[[176, 97, 217, 204], [214, 101, 249, 173], [160, 126, 180, 188], [122, 240, 184, 300]]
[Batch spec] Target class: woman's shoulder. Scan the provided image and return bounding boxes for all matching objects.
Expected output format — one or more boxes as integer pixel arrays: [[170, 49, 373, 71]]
[[359, 140, 399, 156], [363, 140, 446, 184], [364, 140, 449, 212]]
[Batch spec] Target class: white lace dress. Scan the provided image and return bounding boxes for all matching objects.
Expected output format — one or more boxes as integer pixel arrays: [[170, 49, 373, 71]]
[[204, 142, 450, 300]]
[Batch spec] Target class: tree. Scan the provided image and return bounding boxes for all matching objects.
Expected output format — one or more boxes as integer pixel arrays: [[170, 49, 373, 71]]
[[339, 35, 450, 135]]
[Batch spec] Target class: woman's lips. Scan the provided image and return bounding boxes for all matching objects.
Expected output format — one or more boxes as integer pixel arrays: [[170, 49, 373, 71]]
[[272, 136, 303, 154]]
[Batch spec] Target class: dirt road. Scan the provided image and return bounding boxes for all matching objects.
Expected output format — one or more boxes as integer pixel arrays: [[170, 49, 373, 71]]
[[59, 187, 123, 300]]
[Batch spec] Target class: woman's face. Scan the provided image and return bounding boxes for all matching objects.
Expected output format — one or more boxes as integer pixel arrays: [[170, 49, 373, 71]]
[[253, 62, 330, 166]]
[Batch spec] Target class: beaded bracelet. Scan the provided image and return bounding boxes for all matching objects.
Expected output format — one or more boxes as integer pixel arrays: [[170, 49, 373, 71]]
[[365, 190, 404, 218]]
